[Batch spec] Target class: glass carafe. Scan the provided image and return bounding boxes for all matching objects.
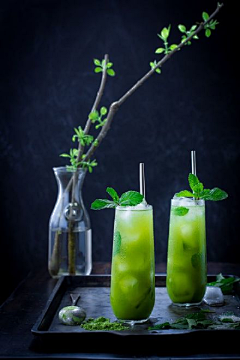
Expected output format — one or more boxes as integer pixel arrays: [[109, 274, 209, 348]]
[[48, 166, 92, 278]]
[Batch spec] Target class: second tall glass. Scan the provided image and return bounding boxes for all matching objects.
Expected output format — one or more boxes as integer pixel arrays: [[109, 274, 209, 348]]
[[166, 197, 207, 306]]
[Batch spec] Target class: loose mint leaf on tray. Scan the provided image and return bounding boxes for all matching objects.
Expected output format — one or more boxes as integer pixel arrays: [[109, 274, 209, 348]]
[[207, 273, 240, 294]]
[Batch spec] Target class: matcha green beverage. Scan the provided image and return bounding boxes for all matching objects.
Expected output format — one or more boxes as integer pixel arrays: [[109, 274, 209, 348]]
[[110, 203, 155, 322], [91, 163, 155, 324], [166, 151, 228, 306], [167, 197, 207, 306]]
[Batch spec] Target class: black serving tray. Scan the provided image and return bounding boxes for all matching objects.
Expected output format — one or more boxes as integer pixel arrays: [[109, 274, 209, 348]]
[[31, 274, 240, 354]]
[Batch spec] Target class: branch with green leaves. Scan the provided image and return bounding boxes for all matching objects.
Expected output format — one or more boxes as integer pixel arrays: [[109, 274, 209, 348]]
[[60, 3, 223, 170], [78, 3, 223, 164]]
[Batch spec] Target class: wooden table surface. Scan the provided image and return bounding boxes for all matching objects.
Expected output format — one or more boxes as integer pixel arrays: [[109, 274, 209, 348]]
[[0, 262, 240, 360]]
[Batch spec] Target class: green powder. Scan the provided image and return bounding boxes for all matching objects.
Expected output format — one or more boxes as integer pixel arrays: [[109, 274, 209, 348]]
[[81, 316, 129, 331]]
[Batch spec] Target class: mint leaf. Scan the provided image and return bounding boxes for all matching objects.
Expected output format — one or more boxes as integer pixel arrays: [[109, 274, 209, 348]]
[[173, 206, 189, 216], [199, 189, 211, 199], [119, 191, 144, 206], [191, 253, 202, 269], [91, 199, 116, 210], [192, 182, 204, 197], [106, 187, 119, 203], [207, 273, 240, 294], [175, 190, 194, 198], [202, 187, 228, 201], [188, 173, 200, 191], [113, 231, 121, 255]]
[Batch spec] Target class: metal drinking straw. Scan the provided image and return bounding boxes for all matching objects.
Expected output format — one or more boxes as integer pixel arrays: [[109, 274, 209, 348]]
[[139, 163, 145, 199], [191, 150, 197, 176]]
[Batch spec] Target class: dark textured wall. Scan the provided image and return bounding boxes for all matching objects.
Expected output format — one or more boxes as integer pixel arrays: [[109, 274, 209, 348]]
[[0, 0, 239, 304]]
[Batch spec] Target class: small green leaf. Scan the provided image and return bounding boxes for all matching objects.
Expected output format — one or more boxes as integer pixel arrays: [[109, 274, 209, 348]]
[[175, 190, 194, 198], [190, 25, 197, 31], [107, 69, 115, 76], [207, 274, 240, 294], [188, 173, 200, 191], [91, 199, 116, 210], [192, 182, 204, 195], [100, 107, 107, 115], [205, 28, 211, 37], [93, 58, 101, 66], [199, 189, 211, 199], [161, 26, 170, 40], [155, 68, 161, 74], [150, 61, 155, 69], [119, 191, 144, 206], [60, 153, 70, 158], [191, 253, 202, 269], [173, 206, 189, 216], [202, 12, 209, 21], [178, 24, 186, 33], [94, 67, 103, 73], [155, 47, 165, 54], [203, 188, 228, 201], [169, 44, 178, 51], [89, 110, 99, 121], [106, 187, 119, 203], [106, 62, 113, 68], [113, 231, 121, 256]]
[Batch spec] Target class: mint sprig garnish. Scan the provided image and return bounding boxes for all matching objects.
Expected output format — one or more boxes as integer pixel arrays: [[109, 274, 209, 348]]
[[207, 273, 240, 295], [175, 173, 228, 201], [91, 187, 144, 210]]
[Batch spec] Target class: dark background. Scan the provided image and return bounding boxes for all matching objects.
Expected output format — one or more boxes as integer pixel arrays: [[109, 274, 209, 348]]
[[0, 0, 239, 304]]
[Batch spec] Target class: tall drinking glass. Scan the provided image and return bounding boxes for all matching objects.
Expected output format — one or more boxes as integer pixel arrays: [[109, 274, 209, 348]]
[[166, 197, 207, 306], [110, 203, 155, 324]]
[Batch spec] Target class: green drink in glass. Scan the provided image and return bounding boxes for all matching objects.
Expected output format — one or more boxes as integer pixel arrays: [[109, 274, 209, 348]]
[[91, 163, 155, 324], [166, 154, 228, 307], [110, 203, 155, 323], [167, 197, 207, 306]]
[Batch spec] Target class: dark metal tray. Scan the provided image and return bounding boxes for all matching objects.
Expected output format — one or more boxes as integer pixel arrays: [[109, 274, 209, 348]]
[[31, 274, 240, 354]]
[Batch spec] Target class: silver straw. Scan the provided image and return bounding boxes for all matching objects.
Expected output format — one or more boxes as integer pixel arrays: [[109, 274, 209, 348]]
[[191, 150, 197, 176], [139, 163, 145, 199]]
